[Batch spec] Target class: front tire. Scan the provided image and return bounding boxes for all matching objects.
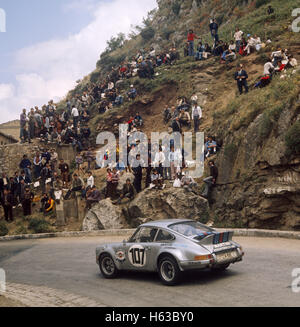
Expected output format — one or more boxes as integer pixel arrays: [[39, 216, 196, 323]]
[[99, 254, 119, 279], [158, 256, 182, 286]]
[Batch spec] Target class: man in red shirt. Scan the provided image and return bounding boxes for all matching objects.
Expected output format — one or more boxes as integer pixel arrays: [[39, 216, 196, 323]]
[[187, 29, 198, 57]]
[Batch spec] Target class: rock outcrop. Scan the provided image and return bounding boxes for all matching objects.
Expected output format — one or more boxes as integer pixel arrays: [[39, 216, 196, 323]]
[[82, 199, 128, 231], [82, 187, 209, 231]]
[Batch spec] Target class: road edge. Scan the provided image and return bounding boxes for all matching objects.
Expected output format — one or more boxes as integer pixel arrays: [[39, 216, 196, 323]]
[[0, 228, 300, 242]]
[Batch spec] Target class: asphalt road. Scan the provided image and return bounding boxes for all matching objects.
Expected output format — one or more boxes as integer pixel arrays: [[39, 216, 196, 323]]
[[0, 236, 300, 307]]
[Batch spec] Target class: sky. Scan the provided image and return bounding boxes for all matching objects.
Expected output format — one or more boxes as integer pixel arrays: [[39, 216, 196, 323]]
[[0, 0, 157, 123]]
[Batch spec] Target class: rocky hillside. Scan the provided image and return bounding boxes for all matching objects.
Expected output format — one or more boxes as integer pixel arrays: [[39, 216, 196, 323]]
[[61, 0, 300, 230]]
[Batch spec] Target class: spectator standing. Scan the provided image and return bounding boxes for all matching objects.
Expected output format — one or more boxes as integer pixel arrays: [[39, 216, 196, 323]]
[[22, 186, 34, 216], [1, 189, 14, 222], [187, 29, 198, 57], [72, 106, 79, 129], [59, 159, 70, 188], [234, 28, 244, 53], [20, 109, 27, 143], [132, 154, 143, 193], [234, 64, 249, 95], [209, 19, 219, 43], [202, 160, 218, 199], [191, 102, 202, 132], [19, 155, 32, 184]]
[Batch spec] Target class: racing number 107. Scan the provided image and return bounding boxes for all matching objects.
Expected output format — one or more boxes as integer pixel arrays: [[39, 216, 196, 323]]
[[130, 248, 145, 265]]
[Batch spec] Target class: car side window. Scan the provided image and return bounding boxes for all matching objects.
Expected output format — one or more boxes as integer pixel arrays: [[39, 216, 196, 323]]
[[156, 229, 175, 242], [131, 227, 158, 243]]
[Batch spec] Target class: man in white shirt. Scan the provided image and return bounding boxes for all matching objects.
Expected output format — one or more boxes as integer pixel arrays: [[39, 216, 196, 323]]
[[72, 107, 79, 128], [87, 171, 95, 188], [264, 62, 275, 76], [234, 28, 243, 52], [191, 103, 203, 132], [153, 146, 165, 178]]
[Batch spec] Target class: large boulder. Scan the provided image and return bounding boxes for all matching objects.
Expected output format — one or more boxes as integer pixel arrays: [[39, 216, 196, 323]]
[[82, 199, 128, 231], [126, 188, 209, 223]]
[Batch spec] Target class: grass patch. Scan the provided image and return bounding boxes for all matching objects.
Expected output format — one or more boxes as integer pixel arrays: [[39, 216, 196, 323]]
[[285, 121, 300, 156], [28, 218, 52, 234], [0, 221, 9, 236]]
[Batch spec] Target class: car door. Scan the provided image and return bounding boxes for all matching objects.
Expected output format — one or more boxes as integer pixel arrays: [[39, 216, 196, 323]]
[[123, 227, 158, 271]]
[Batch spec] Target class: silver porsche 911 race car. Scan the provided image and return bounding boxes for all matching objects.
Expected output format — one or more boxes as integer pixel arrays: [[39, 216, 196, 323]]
[[96, 219, 244, 285]]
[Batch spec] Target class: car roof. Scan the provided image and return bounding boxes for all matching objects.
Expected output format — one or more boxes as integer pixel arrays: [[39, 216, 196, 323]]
[[140, 219, 194, 229]]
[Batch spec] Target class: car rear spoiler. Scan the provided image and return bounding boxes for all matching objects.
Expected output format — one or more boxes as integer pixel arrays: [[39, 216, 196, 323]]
[[194, 231, 234, 245]]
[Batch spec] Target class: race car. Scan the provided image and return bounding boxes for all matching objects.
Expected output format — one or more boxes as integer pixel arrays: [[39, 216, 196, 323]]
[[96, 219, 244, 286]]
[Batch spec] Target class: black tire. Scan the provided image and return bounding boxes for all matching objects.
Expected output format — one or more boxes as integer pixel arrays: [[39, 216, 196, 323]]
[[158, 255, 182, 286], [99, 254, 119, 279]]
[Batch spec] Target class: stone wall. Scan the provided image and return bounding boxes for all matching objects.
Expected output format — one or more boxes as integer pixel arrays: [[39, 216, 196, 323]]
[[0, 133, 17, 146], [0, 142, 76, 175]]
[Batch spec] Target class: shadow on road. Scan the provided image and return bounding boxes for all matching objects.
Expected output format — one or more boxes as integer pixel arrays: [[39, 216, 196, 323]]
[[95, 267, 241, 286]]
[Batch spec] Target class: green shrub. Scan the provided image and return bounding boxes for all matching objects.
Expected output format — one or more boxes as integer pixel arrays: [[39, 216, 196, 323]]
[[258, 112, 273, 140], [97, 53, 126, 72], [162, 28, 174, 41], [285, 121, 300, 155], [15, 225, 28, 235], [141, 27, 155, 42], [28, 218, 52, 234], [0, 221, 8, 237], [90, 71, 101, 83]]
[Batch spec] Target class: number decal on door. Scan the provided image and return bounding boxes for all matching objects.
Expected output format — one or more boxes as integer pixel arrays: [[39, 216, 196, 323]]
[[128, 245, 147, 267]]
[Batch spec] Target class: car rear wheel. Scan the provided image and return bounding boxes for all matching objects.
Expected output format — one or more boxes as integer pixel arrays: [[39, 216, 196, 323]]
[[99, 254, 119, 279], [158, 256, 181, 286]]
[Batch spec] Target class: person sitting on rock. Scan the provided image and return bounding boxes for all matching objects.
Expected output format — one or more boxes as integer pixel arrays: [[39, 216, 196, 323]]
[[40, 193, 55, 215], [86, 185, 102, 210], [134, 112, 143, 127], [205, 136, 218, 158], [115, 178, 136, 205], [181, 172, 197, 192], [149, 169, 165, 190], [127, 85, 137, 100]]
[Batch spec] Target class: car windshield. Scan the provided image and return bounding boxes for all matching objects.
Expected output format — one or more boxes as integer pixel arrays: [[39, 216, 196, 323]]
[[168, 221, 213, 237]]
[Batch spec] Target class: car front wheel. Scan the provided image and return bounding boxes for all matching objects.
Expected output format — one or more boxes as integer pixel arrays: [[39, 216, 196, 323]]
[[99, 254, 119, 279], [158, 256, 181, 286]]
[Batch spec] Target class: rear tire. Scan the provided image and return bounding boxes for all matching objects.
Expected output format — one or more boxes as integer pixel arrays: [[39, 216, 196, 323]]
[[158, 255, 182, 286], [99, 254, 119, 279]]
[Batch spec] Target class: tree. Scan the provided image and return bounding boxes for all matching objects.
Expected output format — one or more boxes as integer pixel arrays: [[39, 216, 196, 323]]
[[141, 27, 155, 42], [105, 33, 126, 53]]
